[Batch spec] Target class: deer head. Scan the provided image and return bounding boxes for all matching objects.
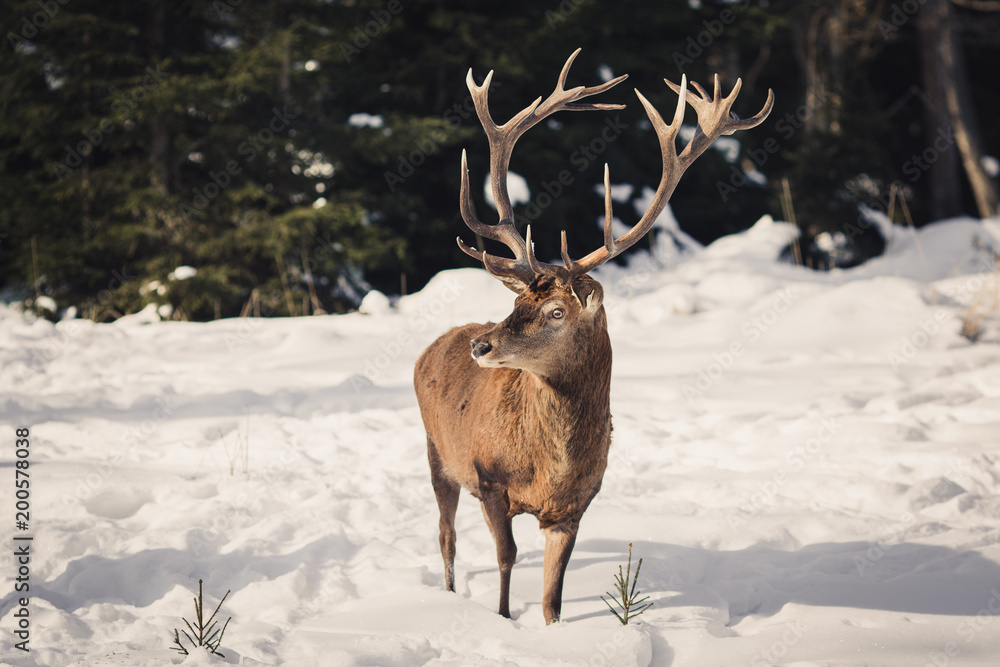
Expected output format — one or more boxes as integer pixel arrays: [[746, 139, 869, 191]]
[[469, 273, 605, 376], [459, 49, 774, 376]]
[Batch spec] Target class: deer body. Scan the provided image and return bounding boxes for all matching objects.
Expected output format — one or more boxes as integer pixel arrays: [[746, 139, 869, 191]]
[[414, 49, 772, 624], [416, 282, 612, 525], [416, 329, 612, 526]]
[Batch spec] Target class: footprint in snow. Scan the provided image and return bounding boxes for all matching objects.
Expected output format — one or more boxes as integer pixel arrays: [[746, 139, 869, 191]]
[[82, 488, 154, 520]]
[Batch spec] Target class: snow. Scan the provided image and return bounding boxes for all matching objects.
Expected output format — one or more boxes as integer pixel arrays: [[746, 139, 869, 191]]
[[140, 280, 167, 297], [679, 126, 740, 163], [169, 266, 198, 281], [982, 155, 999, 179], [358, 290, 392, 316], [597, 64, 617, 83], [595, 181, 634, 203], [346, 113, 383, 129], [32, 296, 57, 315], [630, 186, 702, 268], [3, 216, 1000, 666], [485, 171, 530, 209]]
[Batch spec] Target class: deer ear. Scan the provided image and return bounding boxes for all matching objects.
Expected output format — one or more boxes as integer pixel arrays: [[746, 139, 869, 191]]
[[497, 275, 530, 294], [571, 279, 603, 313], [481, 254, 531, 293]]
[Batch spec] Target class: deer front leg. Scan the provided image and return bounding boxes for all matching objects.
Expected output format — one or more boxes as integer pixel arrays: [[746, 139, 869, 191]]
[[542, 520, 580, 624], [428, 438, 461, 591], [479, 491, 517, 618]]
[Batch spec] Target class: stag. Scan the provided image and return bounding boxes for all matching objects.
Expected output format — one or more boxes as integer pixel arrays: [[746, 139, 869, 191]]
[[414, 49, 772, 624]]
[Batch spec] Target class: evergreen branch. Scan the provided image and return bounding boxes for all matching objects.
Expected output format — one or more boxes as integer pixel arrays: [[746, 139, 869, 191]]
[[180, 627, 198, 647], [601, 593, 627, 625], [204, 588, 231, 630], [183, 618, 198, 641], [170, 579, 233, 657], [600, 543, 654, 625], [209, 618, 232, 655], [170, 629, 189, 655], [630, 555, 643, 600]]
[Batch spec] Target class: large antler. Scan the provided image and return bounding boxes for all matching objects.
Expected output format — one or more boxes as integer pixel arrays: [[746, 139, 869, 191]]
[[459, 50, 775, 289], [457, 49, 627, 289], [564, 75, 775, 276]]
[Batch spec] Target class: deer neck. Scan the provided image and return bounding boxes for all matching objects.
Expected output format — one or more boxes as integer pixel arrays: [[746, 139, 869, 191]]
[[519, 314, 613, 457]]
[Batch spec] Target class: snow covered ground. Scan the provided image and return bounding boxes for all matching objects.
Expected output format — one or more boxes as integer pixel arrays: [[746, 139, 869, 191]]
[[3, 215, 1000, 666]]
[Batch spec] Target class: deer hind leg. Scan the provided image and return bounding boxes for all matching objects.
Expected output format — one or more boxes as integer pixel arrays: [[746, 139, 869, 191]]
[[541, 519, 580, 624], [427, 437, 460, 592]]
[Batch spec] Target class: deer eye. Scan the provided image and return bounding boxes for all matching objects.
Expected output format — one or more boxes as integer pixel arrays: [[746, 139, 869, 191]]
[[550, 308, 565, 320]]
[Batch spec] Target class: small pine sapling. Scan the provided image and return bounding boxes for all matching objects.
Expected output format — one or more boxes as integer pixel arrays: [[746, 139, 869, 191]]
[[170, 579, 232, 657], [601, 543, 653, 625]]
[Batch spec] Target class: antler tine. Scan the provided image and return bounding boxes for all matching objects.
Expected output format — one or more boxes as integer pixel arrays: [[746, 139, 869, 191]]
[[466, 69, 497, 131], [466, 68, 545, 135], [688, 79, 711, 101], [725, 86, 775, 133], [723, 75, 739, 102], [525, 225, 546, 276], [559, 230, 574, 271], [554, 48, 580, 91], [559, 162, 616, 274], [565, 74, 773, 277], [457, 149, 537, 289], [544, 49, 630, 116], [666, 75, 724, 111], [458, 149, 527, 257], [457, 149, 490, 240], [602, 163, 614, 253]]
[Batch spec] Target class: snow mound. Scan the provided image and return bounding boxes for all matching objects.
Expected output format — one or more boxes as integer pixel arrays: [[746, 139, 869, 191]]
[[358, 289, 391, 315]]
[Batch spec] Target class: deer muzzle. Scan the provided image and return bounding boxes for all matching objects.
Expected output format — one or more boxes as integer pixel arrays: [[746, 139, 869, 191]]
[[470, 334, 507, 367]]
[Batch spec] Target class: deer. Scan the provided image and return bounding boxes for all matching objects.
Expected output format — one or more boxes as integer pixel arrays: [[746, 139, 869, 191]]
[[414, 48, 773, 625]]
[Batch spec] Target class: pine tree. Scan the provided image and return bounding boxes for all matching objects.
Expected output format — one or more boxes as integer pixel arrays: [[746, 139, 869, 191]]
[[0, 0, 407, 319], [3, 1, 996, 317]]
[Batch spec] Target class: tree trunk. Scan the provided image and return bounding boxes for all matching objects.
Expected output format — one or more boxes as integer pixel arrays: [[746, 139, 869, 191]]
[[149, 0, 170, 196], [929, 0, 999, 218], [796, 10, 829, 135], [918, 0, 963, 219]]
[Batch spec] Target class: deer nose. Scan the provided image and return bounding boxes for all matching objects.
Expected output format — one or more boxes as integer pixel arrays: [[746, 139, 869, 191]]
[[471, 340, 493, 358]]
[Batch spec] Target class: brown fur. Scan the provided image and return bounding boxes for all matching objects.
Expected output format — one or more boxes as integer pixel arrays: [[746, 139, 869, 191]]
[[414, 275, 612, 624]]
